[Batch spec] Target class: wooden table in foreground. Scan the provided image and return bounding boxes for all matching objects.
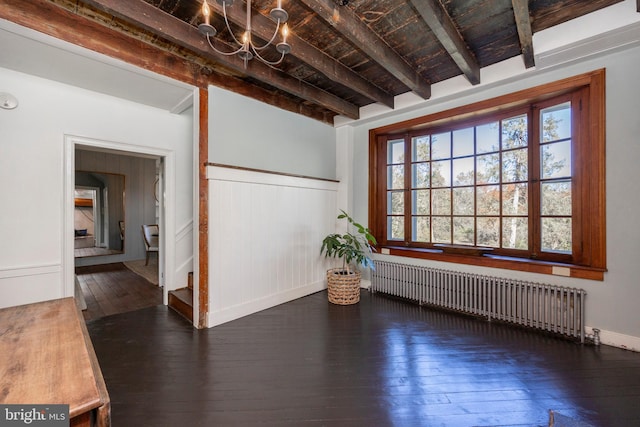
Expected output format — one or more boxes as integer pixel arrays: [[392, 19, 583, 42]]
[[0, 297, 110, 426]]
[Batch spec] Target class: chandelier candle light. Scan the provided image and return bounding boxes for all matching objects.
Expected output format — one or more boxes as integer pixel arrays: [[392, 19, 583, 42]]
[[199, 0, 291, 67]]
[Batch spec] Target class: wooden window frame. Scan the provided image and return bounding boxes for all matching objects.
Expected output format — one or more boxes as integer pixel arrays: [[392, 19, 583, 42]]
[[369, 69, 606, 280]]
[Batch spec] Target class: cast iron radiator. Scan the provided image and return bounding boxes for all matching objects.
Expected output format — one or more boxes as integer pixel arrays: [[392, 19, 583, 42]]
[[371, 261, 587, 343]]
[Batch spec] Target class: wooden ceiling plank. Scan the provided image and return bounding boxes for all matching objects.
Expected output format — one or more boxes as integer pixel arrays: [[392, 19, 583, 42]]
[[409, 0, 480, 85], [209, 1, 394, 108], [530, 0, 623, 33], [511, 0, 535, 68], [297, 0, 431, 100], [80, 0, 359, 119]]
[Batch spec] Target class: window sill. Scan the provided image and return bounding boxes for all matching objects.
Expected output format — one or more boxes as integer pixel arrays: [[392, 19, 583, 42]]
[[378, 246, 606, 281]]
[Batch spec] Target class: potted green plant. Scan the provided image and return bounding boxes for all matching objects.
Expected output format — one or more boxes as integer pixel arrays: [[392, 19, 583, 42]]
[[320, 210, 377, 305]]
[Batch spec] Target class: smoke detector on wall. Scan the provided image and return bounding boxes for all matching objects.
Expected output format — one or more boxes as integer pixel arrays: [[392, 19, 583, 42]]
[[0, 92, 18, 110]]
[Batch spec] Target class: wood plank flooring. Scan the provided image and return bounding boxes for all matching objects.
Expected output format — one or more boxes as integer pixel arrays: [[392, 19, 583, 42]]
[[76, 263, 162, 321], [74, 247, 122, 258], [86, 291, 640, 427]]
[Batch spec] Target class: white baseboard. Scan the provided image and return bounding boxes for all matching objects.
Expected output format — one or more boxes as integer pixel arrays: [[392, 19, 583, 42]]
[[586, 326, 640, 352], [207, 280, 326, 328]]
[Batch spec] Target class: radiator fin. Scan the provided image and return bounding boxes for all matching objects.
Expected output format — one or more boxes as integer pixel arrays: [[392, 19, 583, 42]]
[[371, 261, 586, 343]]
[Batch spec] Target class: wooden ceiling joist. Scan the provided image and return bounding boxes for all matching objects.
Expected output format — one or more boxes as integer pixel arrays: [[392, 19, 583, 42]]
[[81, 0, 359, 119], [297, 0, 432, 100], [209, 1, 394, 108], [511, 0, 535, 68], [409, 0, 480, 85]]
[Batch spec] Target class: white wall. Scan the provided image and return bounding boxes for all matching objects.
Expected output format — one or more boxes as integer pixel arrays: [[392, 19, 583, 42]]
[[0, 67, 193, 308], [207, 166, 337, 326], [342, 41, 640, 351], [209, 86, 337, 180], [205, 86, 340, 326]]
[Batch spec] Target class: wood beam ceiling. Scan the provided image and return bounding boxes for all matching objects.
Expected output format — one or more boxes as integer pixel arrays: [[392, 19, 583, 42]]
[[297, 0, 432, 100], [2, 0, 625, 123], [0, 0, 339, 123], [511, 0, 535, 68], [209, 2, 394, 108], [409, 0, 480, 85], [81, 0, 359, 119]]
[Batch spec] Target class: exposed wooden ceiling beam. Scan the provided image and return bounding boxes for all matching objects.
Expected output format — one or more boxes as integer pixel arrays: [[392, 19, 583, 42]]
[[409, 0, 480, 85], [80, 0, 359, 119], [511, 0, 535, 68], [208, 2, 394, 108], [297, 0, 431, 100]]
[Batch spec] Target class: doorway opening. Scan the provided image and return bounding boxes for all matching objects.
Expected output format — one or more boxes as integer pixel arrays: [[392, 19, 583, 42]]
[[63, 135, 177, 312], [74, 173, 125, 258]]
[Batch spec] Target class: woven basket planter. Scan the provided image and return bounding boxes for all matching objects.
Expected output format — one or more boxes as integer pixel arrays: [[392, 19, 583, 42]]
[[327, 268, 361, 305]]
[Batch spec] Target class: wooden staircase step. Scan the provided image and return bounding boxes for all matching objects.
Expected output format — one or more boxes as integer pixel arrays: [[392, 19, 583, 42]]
[[168, 287, 192, 321]]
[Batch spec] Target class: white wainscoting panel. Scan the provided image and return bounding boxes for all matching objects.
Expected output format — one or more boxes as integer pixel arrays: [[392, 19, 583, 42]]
[[207, 166, 338, 327], [0, 264, 63, 309]]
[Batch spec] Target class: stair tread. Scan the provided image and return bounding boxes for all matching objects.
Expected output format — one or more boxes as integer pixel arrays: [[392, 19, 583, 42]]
[[169, 288, 193, 306]]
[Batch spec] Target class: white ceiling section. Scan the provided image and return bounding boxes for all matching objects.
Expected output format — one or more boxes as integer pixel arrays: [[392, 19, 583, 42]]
[[0, 18, 194, 114]]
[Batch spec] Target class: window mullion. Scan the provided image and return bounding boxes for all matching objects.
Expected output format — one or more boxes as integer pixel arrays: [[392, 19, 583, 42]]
[[404, 134, 412, 245], [530, 106, 541, 258], [473, 127, 478, 246], [498, 121, 504, 248], [449, 154, 454, 245]]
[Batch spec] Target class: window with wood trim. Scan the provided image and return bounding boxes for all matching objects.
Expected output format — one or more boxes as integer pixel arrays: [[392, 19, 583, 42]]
[[369, 70, 606, 276]]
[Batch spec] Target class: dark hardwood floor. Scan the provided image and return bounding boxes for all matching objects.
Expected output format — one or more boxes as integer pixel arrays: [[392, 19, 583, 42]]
[[86, 290, 640, 427], [76, 263, 163, 321]]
